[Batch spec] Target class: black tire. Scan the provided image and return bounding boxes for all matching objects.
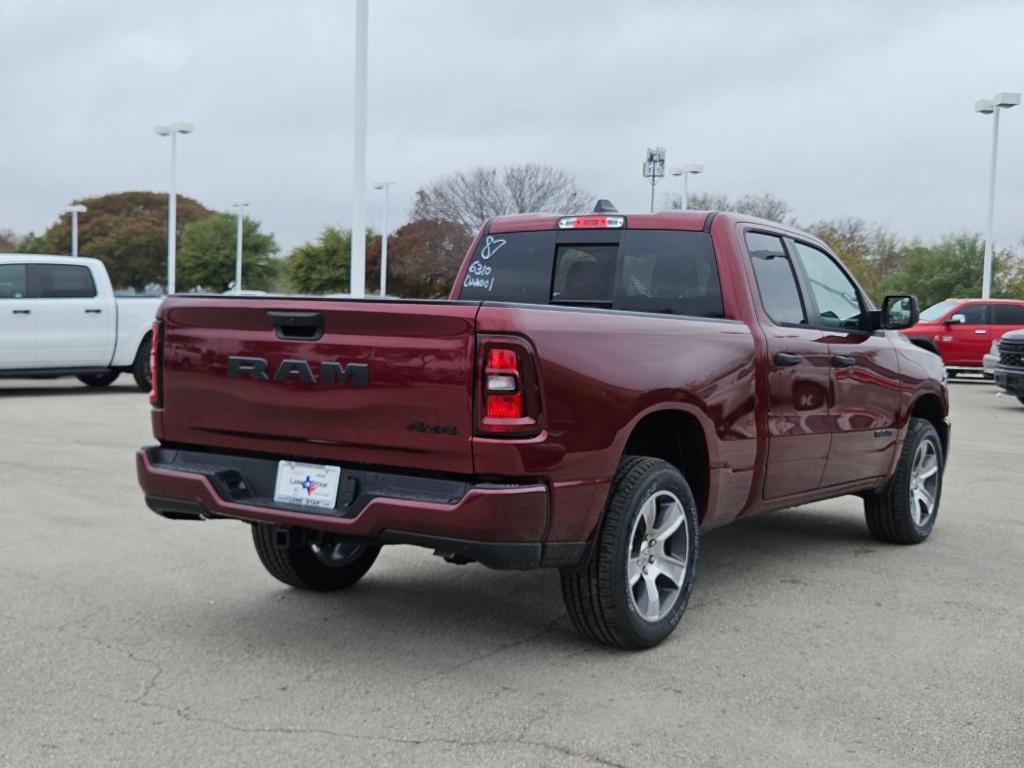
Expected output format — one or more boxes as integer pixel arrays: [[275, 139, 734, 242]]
[[131, 333, 152, 391], [1016, 395, 1024, 406], [560, 456, 699, 649], [864, 418, 943, 545], [77, 370, 120, 387], [252, 524, 379, 591]]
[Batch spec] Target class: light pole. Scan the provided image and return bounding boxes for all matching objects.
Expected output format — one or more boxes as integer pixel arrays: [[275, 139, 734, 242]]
[[642, 147, 666, 212], [350, 0, 369, 298], [232, 201, 249, 294], [374, 181, 395, 296], [975, 92, 1020, 299], [668, 164, 704, 210], [154, 122, 194, 294], [64, 204, 87, 257]]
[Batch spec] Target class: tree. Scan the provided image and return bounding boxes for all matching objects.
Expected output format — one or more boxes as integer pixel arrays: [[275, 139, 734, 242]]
[[412, 163, 591, 233], [177, 213, 279, 293], [288, 227, 375, 295], [16, 191, 213, 291], [668, 191, 792, 222], [0, 229, 19, 251], [366, 219, 472, 298]]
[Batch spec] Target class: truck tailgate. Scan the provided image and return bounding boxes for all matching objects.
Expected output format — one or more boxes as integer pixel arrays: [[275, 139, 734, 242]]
[[158, 297, 479, 475]]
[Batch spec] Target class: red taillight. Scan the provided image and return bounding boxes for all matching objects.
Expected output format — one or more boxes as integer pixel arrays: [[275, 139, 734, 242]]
[[148, 321, 162, 406], [557, 214, 625, 230], [477, 337, 542, 436]]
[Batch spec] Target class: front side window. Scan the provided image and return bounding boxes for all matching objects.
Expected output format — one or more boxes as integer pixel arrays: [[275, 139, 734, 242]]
[[792, 241, 864, 330], [746, 232, 806, 325], [956, 304, 988, 325], [993, 304, 1024, 325], [0, 264, 27, 298], [30, 264, 97, 299]]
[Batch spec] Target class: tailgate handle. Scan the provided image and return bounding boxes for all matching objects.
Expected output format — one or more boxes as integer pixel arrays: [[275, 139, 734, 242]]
[[267, 311, 325, 341]]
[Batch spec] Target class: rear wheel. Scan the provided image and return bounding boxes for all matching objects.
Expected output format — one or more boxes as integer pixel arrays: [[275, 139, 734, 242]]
[[77, 370, 120, 387], [560, 456, 699, 649], [864, 418, 943, 544], [131, 334, 152, 391], [252, 524, 379, 591]]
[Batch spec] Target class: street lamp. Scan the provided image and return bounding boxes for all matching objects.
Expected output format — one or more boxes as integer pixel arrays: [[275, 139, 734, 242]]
[[668, 164, 704, 210], [232, 201, 249, 294], [642, 147, 666, 213], [350, 0, 369, 299], [373, 181, 395, 296], [975, 92, 1020, 299], [154, 122, 194, 294], [64, 204, 87, 257]]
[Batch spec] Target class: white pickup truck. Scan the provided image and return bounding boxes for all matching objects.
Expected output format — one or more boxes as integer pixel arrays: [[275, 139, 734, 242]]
[[0, 254, 161, 390]]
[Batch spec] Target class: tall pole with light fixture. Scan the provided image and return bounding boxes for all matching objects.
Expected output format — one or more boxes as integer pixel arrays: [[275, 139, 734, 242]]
[[374, 181, 395, 296], [155, 122, 194, 294], [975, 92, 1020, 299], [642, 147, 666, 212], [350, 0, 369, 298], [64, 204, 87, 256], [668, 164, 704, 209], [232, 201, 249, 294]]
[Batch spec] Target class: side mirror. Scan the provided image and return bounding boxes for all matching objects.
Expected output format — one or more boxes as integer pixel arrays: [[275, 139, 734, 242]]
[[881, 294, 919, 330], [946, 313, 966, 325]]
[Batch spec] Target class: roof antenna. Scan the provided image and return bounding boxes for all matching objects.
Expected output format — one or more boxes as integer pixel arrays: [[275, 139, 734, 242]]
[[593, 199, 618, 213]]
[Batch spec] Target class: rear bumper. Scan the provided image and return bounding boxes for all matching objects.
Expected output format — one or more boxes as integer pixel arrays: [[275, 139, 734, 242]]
[[136, 446, 585, 570]]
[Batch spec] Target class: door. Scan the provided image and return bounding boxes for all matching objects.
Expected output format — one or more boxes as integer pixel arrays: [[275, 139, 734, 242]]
[[939, 302, 990, 366], [29, 263, 115, 367], [745, 232, 832, 499], [789, 240, 899, 487], [0, 263, 37, 368]]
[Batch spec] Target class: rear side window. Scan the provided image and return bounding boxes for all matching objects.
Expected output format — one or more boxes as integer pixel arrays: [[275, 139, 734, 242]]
[[746, 233, 806, 325], [459, 229, 725, 318], [30, 264, 97, 298], [993, 304, 1024, 325], [0, 264, 27, 298]]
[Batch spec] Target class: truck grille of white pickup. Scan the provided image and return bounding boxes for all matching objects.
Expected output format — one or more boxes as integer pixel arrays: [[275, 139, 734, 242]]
[[999, 341, 1024, 368]]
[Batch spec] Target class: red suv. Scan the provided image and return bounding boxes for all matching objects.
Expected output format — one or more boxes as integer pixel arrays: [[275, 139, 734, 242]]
[[902, 298, 1024, 373]]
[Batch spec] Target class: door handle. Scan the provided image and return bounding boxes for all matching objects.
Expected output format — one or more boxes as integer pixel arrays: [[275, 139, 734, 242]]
[[773, 352, 803, 367], [974, 329, 987, 334], [12, 309, 31, 315], [831, 354, 856, 368], [85, 308, 103, 314]]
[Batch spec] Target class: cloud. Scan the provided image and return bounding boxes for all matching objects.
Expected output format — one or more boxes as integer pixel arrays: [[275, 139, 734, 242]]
[[2, 0, 1022, 253]]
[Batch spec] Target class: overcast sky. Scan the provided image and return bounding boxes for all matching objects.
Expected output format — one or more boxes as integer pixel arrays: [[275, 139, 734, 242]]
[[2, 0, 1023, 253]]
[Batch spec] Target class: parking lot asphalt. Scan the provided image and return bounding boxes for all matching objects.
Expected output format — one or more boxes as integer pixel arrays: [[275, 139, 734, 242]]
[[1, 377, 1021, 768]]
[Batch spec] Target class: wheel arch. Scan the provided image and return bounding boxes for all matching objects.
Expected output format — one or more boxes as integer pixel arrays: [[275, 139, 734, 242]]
[[909, 392, 948, 458], [620, 407, 712, 524]]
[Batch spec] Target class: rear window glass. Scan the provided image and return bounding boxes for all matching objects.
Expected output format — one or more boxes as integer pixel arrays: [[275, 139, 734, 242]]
[[993, 304, 1024, 325], [459, 229, 724, 318], [0, 263, 27, 298]]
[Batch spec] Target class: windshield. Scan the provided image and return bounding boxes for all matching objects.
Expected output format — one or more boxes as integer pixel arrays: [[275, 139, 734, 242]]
[[919, 300, 957, 322]]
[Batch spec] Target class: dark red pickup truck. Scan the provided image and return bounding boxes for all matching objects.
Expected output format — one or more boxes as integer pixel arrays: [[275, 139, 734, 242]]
[[137, 208, 950, 648]]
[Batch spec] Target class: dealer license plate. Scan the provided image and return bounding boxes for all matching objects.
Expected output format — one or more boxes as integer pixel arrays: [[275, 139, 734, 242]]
[[273, 461, 341, 510]]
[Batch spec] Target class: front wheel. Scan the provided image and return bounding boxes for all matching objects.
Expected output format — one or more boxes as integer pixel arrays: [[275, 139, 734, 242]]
[[77, 370, 120, 387], [252, 524, 380, 591], [560, 456, 699, 649], [864, 418, 943, 544]]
